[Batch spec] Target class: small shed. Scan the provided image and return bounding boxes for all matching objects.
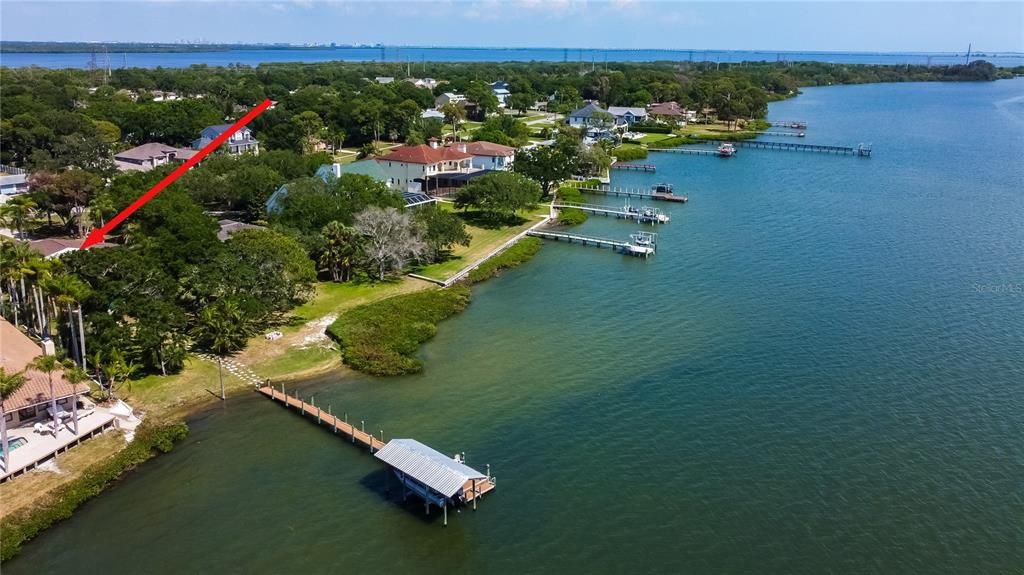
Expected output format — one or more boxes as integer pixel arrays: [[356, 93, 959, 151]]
[[374, 438, 494, 524]]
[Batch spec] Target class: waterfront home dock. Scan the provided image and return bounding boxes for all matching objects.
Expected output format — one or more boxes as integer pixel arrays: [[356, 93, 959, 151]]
[[772, 120, 808, 129], [700, 139, 872, 156], [551, 201, 670, 224], [646, 147, 719, 157], [258, 385, 496, 523], [577, 186, 689, 203], [527, 230, 658, 257], [610, 162, 656, 172]]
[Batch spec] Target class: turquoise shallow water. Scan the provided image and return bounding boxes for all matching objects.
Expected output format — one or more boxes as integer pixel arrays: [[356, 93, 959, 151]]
[[7, 80, 1024, 574]]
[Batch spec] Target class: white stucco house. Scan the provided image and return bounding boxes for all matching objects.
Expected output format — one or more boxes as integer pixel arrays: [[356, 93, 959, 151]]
[[567, 102, 613, 128], [435, 93, 467, 108], [462, 141, 516, 171], [375, 142, 475, 194]]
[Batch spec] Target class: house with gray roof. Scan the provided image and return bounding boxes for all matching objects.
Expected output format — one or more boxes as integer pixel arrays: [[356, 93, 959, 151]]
[[192, 124, 259, 156], [608, 106, 649, 126], [567, 102, 613, 128], [113, 142, 197, 172]]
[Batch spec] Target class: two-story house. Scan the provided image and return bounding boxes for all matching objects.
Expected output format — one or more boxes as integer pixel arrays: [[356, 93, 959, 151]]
[[376, 142, 474, 194], [192, 124, 260, 156], [462, 141, 516, 171], [435, 93, 467, 108], [567, 102, 613, 128], [113, 143, 197, 172], [608, 106, 649, 126]]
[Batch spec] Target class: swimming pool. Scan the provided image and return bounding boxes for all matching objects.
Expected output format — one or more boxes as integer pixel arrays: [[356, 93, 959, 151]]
[[5, 437, 27, 452]]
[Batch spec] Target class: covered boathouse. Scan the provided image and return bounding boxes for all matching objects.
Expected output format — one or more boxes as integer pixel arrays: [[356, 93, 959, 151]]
[[374, 438, 497, 525]]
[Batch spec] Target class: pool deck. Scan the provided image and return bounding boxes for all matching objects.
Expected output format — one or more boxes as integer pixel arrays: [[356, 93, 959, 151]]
[[1, 405, 132, 482]]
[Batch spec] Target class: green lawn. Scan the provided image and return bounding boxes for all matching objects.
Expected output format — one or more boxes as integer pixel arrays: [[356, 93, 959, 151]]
[[637, 133, 676, 144], [416, 204, 549, 281]]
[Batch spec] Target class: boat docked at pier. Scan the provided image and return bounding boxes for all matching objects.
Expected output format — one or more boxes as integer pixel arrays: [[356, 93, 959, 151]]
[[717, 143, 737, 157]]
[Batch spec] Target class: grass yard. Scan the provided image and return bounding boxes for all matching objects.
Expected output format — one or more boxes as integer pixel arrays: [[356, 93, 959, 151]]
[[416, 204, 549, 281]]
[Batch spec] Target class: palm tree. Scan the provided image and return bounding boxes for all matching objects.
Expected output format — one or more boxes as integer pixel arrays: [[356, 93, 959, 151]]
[[441, 102, 466, 142], [0, 368, 27, 471], [1, 240, 44, 331], [30, 355, 60, 437], [99, 349, 139, 401], [0, 195, 37, 239], [42, 273, 91, 367], [319, 221, 360, 282], [192, 299, 250, 400]]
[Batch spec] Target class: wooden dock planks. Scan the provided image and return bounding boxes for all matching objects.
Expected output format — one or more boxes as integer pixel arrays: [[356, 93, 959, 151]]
[[259, 386, 386, 451]]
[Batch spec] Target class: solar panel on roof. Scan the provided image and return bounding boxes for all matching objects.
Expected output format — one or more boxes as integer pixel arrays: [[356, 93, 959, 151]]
[[402, 192, 435, 206]]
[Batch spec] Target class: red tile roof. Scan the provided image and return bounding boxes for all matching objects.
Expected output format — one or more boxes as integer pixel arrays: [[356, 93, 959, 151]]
[[379, 144, 472, 165], [460, 141, 516, 157], [1, 318, 89, 412], [649, 101, 685, 117]]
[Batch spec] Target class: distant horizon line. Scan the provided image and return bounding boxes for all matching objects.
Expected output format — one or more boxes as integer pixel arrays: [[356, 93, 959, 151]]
[[2, 40, 1021, 56]]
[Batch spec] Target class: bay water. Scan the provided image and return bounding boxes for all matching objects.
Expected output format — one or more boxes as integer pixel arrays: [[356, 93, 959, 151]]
[[6, 79, 1023, 574]]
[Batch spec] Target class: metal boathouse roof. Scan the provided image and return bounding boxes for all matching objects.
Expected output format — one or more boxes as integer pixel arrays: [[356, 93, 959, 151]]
[[374, 439, 486, 498]]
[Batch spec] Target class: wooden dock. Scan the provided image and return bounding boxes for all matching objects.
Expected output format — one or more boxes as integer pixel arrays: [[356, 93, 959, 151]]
[[647, 147, 718, 157], [610, 162, 656, 172], [259, 385, 386, 450], [578, 186, 689, 203], [551, 202, 670, 224], [257, 385, 496, 511], [702, 139, 870, 156], [772, 120, 808, 129], [527, 230, 658, 257]]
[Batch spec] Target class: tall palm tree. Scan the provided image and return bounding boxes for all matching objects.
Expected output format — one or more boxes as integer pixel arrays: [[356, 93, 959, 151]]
[[42, 273, 91, 367], [0, 195, 37, 239], [1, 240, 44, 330], [319, 221, 360, 282], [192, 299, 250, 400], [30, 355, 60, 437], [0, 368, 27, 471]]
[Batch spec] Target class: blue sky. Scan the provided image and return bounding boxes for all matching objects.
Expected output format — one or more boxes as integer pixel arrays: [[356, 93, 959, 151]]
[[1, 1, 1021, 52]]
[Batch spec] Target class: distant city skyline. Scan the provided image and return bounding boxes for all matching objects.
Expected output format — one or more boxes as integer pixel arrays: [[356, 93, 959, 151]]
[[1, 1, 1021, 53]]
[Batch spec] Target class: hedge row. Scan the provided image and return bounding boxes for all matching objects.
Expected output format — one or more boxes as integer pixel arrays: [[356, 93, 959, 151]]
[[632, 125, 672, 134], [0, 420, 189, 562], [612, 144, 649, 162], [465, 236, 543, 284], [328, 287, 471, 376]]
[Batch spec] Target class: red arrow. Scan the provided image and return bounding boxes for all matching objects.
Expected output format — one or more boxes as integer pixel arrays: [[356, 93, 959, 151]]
[[80, 98, 273, 250]]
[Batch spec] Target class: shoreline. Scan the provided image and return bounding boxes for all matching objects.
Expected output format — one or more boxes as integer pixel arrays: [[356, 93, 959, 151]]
[[0, 222, 547, 558]]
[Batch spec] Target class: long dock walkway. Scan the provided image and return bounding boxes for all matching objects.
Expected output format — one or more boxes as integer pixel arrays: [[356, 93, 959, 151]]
[[703, 139, 869, 155], [259, 385, 386, 451], [527, 230, 630, 249], [610, 162, 656, 172], [646, 147, 718, 157], [257, 385, 496, 508], [551, 202, 669, 224], [577, 186, 689, 203]]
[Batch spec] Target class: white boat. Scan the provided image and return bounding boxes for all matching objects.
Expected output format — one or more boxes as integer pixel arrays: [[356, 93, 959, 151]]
[[717, 143, 737, 157]]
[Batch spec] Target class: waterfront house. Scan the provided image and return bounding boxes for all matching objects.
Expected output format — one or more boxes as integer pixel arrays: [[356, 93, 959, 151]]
[[608, 106, 649, 126], [648, 101, 695, 124], [113, 142, 197, 172], [461, 141, 516, 171], [435, 93, 467, 108], [376, 142, 475, 194], [265, 159, 438, 213], [567, 102, 613, 128], [192, 124, 260, 156], [0, 317, 132, 482]]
